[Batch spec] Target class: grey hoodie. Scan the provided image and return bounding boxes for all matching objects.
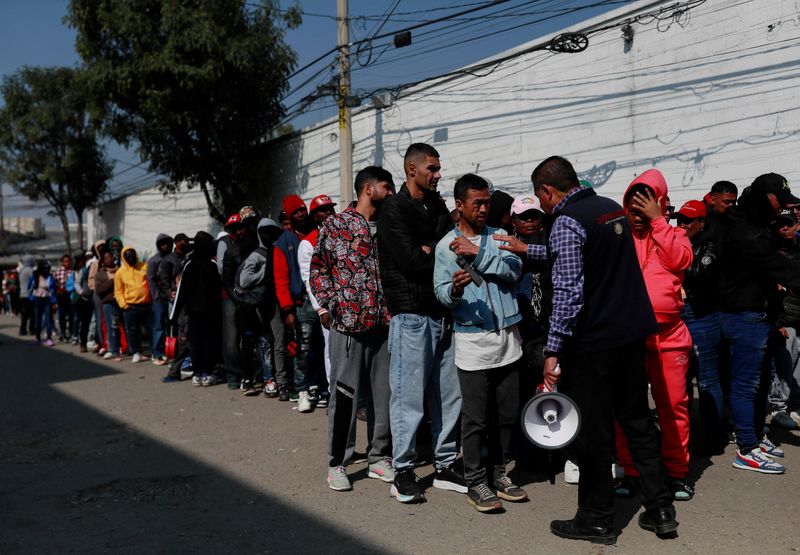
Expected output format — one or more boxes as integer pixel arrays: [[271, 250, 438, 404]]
[[147, 233, 173, 301], [237, 218, 281, 290], [18, 255, 35, 297]]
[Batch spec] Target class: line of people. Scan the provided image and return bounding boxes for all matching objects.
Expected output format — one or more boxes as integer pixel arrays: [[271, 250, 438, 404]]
[[8, 145, 800, 546]]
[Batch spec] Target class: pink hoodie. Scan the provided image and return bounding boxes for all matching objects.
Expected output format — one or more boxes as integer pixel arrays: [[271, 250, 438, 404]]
[[624, 169, 693, 324]]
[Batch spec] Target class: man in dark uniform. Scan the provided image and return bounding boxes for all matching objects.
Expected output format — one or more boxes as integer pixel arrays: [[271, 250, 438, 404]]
[[497, 156, 677, 545]]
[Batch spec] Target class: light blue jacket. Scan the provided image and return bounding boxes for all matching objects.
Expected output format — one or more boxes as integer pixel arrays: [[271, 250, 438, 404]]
[[433, 226, 522, 333]]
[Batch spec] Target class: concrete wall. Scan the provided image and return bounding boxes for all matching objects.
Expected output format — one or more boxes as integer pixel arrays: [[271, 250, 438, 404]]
[[266, 0, 800, 211], [87, 185, 219, 259]]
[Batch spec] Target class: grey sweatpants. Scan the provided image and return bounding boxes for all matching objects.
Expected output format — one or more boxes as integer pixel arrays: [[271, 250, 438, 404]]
[[328, 327, 392, 468]]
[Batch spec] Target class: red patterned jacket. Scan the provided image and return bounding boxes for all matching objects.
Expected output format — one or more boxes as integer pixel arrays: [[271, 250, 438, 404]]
[[310, 207, 391, 334]]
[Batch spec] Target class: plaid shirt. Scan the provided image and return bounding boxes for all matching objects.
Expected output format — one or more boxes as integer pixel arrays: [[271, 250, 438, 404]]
[[526, 187, 588, 353], [53, 266, 71, 293]]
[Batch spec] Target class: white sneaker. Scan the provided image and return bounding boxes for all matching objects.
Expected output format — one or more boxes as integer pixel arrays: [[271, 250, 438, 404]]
[[564, 460, 580, 484], [192, 374, 203, 387], [298, 390, 313, 413], [132, 353, 142, 363], [87, 340, 97, 350], [102, 352, 113, 360], [790, 411, 800, 426]]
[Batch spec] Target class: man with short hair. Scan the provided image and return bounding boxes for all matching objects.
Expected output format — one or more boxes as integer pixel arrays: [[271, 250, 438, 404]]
[[311, 166, 396, 492], [434, 173, 527, 513], [704, 180, 738, 216], [378, 143, 465, 504], [496, 156, 676, 545]]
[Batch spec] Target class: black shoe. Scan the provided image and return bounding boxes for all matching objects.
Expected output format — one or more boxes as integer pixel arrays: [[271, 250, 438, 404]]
[[390, 470, 426, 504], [550, 518, 618, 545], [242, 380, 259, 396], [467, 484, 503, 513], [492, 475, 528, 502], [433, 463, 468, 494], [278, 384, 290, 402], [638, 506, 679, 536]]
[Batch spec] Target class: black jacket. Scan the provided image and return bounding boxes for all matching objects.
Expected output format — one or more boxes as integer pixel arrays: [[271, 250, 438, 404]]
[[684, 229, 720, 318], [377, 183, 450, 317], [719, 188, 800, 314]]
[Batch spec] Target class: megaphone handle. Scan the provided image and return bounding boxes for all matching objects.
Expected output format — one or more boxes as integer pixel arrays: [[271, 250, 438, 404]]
[[536, 383, 558, 394]]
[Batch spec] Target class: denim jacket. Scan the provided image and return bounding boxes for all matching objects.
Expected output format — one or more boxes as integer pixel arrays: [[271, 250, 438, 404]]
[[433, 226, 522, 333]]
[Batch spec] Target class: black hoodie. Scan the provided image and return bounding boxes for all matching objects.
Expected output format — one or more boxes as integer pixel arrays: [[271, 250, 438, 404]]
[[719, 185, 800, 314], [170, 232, 221, 319]]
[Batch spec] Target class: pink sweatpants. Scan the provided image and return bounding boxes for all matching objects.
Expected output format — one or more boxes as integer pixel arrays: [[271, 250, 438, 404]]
[[616, 318, 692, 479]]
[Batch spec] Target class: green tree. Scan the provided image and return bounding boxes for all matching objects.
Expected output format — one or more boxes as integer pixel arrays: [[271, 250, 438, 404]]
[[0, 67, 112, 254], [67, 0, 301, 222]]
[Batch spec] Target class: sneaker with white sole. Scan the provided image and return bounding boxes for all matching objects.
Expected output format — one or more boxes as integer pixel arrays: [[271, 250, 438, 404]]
[[368, 458, 395, 482], [390, 469, 425, 504], [132, 353, 142, 363], [327, 466, 352, 491], [759, 437, 785, 458], [298, 390, 313, 413], [102, 352, 114, 360], [202, 374, 221, 387], [433, 464, 468, 494], [264, 379, 278, 398], [192, 374, 203, 387], [733, 448, 785, 474], [492, 475, 528, 502]]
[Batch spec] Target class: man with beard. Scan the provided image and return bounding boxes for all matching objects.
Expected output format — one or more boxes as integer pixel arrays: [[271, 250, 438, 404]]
[[311, 166, 396, 491]]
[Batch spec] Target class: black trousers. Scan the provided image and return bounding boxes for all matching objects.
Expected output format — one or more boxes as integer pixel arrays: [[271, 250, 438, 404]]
[[19, 298, 33, 335], [560, 340, 672, 527], [188, 311, 220, 375], [457, 361, 520, 487], [76, 297, 94, 347]]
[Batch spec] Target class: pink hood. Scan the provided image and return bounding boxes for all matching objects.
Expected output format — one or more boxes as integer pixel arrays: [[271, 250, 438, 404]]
[[624, 169, 693, 324]]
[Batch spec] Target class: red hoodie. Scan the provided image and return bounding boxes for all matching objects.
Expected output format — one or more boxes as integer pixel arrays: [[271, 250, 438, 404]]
[[624, 169, 693, 324]]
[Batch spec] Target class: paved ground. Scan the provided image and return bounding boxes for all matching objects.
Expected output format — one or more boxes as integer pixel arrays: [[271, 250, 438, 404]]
[[1, 315, 798, 554]]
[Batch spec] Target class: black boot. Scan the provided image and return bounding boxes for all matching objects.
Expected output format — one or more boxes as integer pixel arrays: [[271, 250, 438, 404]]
[[550, 518, 618, 545]]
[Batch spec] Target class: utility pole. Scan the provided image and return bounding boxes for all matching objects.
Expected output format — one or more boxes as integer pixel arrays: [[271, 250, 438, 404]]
[[337, 0, 353, 207]]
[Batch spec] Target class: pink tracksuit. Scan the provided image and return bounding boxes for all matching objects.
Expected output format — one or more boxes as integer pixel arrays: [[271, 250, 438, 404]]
[[616, 169, 694, 479]]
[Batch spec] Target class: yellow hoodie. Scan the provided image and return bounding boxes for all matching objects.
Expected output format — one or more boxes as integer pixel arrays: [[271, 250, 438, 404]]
[[114, 247, 151, 309]]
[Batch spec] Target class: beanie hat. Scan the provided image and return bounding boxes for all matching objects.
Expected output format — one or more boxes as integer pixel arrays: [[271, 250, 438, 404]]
[[283, 195, 306, 217]]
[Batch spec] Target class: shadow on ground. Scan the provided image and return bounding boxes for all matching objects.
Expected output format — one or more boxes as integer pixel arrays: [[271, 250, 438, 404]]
[[0, 322, 386, 554]]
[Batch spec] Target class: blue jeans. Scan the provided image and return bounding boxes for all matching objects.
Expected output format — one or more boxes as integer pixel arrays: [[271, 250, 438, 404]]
[[151, 300, 169, 358], [388, 314, 462, 472], [103, 303, 122, 355], [720, 311, 771, 450], [683, 306, 725, 439], [122, 303, 151, 355], [33, 297, 53, 340]]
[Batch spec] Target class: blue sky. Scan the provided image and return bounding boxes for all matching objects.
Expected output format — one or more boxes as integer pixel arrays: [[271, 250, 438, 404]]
[[0, 0, 633, 220]]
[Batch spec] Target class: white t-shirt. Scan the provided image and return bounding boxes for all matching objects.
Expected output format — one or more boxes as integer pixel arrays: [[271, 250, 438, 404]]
[[453, 233, 522, 371]]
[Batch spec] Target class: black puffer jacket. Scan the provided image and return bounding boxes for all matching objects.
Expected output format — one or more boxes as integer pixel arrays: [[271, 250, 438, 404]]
[[377, 183, 450, 317], [719, 186, 800, 314], [684, 229, 720, 318]]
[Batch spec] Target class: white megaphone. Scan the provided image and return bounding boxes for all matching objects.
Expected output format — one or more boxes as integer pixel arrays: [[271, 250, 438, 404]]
[[521, 383, 581, 451]]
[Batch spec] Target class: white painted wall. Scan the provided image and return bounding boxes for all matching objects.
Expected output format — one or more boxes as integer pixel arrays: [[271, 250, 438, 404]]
[[89, 0, 800, 248], [269, 0, 800, 212], [87, 184, 219, 259]]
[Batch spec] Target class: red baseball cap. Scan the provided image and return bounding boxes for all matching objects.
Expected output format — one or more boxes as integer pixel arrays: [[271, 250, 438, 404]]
[[309, 194, 336, 213], [225, 213, 242, 229], [676, 200, 706, 220]]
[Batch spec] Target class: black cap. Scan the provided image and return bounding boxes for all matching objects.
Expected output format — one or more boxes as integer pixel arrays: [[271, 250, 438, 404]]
[[174, 233, 190, 242], [751, 173, 800, 207], [776, 209, 797, 226]]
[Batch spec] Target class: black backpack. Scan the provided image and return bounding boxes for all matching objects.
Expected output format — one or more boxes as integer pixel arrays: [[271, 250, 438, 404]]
[[233, 246, 271, 307]]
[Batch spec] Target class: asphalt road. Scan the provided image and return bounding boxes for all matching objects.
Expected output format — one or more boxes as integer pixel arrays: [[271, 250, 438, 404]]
[[0, 315, 798, 554]]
